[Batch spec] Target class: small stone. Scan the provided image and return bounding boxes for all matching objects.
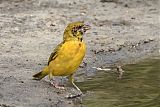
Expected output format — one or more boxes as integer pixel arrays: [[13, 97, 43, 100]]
[[116, 66, 125, 79]]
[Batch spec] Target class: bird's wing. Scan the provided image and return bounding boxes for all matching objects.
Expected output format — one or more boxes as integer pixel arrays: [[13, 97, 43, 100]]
[[48, 42, 63, 65]]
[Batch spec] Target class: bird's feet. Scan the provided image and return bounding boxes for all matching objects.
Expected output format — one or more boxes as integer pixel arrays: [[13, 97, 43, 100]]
[[66, 92, 83, 99], [50, 82, 65, 90]]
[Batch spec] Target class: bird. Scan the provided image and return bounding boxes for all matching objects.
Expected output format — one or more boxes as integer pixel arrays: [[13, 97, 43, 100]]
[[33, 21, 91, 94]]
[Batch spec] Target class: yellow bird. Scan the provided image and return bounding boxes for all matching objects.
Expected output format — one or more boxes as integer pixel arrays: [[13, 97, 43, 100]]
[[33, 21, 91, 93]]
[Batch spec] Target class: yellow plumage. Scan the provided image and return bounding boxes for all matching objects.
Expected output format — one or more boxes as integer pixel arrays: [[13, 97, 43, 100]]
[[33, 21, 90, 93]]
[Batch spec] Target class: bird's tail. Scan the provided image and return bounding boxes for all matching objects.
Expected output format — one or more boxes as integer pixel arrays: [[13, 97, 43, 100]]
[[33, 66, 49, 80]]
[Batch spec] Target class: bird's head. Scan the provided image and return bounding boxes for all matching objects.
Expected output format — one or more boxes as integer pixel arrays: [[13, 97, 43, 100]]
[[63, 21, 91, 41]]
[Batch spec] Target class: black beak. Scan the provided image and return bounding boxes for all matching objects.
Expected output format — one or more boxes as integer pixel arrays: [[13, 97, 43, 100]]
[[83, 24, 91, 31], [80, 24, 91, 34]]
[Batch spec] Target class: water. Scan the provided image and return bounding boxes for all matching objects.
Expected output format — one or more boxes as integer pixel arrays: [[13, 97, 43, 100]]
[[78, 56, 160, 107]]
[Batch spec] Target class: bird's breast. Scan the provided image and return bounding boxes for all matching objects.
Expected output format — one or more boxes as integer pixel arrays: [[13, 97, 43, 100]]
[[61, 41, 86, 59], [49, 40, 86, 76]]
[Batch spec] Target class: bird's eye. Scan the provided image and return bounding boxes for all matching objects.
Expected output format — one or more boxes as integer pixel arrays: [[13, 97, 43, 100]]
[[72, 25, 83, 32], [78, 25, 83, 29]]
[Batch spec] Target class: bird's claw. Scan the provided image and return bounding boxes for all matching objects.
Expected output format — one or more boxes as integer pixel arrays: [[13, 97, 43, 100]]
[[50, 82, 65, 90], [66, 92, 83, 99]]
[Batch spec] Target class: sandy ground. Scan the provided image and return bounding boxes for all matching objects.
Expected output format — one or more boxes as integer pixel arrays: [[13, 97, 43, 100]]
[[0, 0, 159, 107]]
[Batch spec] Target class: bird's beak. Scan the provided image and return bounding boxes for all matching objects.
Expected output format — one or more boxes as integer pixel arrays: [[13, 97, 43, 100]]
[[80, 24, 91, 34], [83, 24, 91, 31]]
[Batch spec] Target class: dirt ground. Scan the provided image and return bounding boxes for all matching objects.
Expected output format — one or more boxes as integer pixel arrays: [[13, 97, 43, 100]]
[[0, 0, 159, 107]]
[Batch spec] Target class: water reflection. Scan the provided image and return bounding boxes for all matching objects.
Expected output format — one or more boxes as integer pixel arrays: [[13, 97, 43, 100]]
[[79, 56, 160, 107]]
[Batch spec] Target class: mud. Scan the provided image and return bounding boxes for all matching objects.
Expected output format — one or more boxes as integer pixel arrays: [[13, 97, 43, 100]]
[[0, 0, 159, 107]]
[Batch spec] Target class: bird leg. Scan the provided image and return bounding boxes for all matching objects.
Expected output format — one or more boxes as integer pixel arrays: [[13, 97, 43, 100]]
[[49, 72, 65, 90], [66, 74, 83, 99], [50, 81, 65, 90], [69, 74, 82, 94]]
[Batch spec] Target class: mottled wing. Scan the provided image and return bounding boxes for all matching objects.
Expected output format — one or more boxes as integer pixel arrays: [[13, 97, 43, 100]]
[[48, 42, 63, 65]]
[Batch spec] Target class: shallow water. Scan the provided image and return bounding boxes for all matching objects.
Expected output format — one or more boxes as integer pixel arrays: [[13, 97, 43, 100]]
[[78, 56, 160, 107]]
